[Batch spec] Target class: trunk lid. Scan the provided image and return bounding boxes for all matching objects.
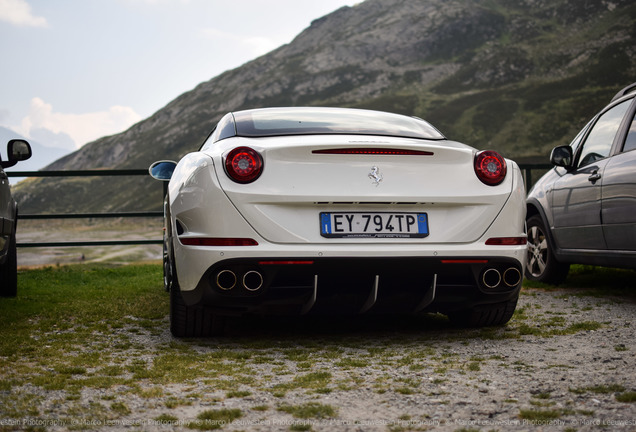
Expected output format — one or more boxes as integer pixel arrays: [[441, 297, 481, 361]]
[[212, 136, 512, 244]]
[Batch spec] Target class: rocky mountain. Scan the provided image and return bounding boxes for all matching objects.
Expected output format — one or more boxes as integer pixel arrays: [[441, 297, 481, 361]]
[[14, 0, 636, 214]]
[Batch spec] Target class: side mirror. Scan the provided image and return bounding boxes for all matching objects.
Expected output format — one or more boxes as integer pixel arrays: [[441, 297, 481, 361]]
[[149, 160, 177, 181], [550, 145, 573, 169], [1, 139, 32, 168]]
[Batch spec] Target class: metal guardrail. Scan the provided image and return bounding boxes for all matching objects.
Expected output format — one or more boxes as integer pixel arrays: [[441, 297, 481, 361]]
[[8, 169, 165, 248], [8, 164, 552, 248]]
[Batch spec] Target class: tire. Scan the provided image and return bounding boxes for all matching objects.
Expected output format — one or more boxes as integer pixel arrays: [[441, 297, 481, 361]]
[[162, 198, 176, 293], [0, 232, 18, 297], [162, 227, 173, 292], [166, 247, 225, 337], [448, 297, 518, 327], [170, 287, 225, 337], [525, 214, 570, 285]]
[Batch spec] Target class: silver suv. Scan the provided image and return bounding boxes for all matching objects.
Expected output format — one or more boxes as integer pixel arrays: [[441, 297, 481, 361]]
[[526, 83, 636, 284], [1, 139, 32, 296]]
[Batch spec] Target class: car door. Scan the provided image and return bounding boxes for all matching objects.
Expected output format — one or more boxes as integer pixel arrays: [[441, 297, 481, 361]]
[[601, 103, 636, 251], [550, 99, 632, 250]]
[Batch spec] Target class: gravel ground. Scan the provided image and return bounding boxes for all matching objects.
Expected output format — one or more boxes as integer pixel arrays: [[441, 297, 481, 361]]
[[2, 286, 635, 431]]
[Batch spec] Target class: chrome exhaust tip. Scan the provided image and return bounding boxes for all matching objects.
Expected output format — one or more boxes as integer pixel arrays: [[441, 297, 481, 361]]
[[482, 268, 502, 289], [503, 267, 522, 287], [216, 270, 237, 290], [243, 270, 263, 291]]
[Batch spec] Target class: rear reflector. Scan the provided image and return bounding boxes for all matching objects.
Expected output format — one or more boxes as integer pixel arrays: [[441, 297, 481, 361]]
[[258, 260, 315, 265], [312, 148, 434, 156], [485, 237, 527, 246], [180, 237, 258, 246]]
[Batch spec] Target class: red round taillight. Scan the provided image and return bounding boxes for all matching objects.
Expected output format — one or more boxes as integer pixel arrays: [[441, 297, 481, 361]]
[[225, 147, 263, 183], [474, 150, 507, 186]]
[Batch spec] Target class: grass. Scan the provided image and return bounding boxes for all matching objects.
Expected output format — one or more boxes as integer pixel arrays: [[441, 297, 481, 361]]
[[187, 409, 243, 430], [524, 265, 636, 299], [519, 408, 562, 421], [569, 383, 636, 403], [4, 264, 164, 337], [1, 263, 634, 427], [616, 392, 636, 403], [277, 402, 338, 419]]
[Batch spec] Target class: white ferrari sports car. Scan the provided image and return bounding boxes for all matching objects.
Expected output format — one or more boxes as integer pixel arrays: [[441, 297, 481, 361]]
[[150, 107, 527, 337]]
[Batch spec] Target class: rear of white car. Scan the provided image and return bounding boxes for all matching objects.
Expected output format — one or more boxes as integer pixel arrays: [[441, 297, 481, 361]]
[[153, 108, 526, 336]]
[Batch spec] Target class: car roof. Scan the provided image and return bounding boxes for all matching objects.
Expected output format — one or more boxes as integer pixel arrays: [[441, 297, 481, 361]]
[[610, 82, 636, 103]]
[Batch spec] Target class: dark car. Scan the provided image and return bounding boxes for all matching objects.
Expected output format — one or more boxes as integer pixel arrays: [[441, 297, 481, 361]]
[[1, 139, 32, 296], [526, 83, 636, 284]]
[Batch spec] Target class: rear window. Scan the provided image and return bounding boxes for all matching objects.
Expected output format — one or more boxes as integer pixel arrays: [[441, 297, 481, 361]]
[[221, 107, 445, 141]]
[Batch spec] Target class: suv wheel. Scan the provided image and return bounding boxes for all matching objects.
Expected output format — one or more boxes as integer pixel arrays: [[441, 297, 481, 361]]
[[526, 215, 570, 285]]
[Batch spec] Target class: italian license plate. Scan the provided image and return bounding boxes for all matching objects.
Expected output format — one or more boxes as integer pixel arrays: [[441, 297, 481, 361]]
[[320, 212, 429, 238]]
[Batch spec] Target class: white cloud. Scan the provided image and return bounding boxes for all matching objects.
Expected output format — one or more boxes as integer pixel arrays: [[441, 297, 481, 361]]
[[200, 28, 281, 58], [18, 97, 142, 149], [0, 0, 47, 27]]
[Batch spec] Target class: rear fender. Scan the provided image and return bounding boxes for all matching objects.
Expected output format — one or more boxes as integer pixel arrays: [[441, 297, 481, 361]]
[[168, 153, 261, 292]]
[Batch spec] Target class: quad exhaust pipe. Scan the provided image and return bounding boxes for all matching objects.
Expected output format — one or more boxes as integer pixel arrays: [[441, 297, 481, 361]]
[[216, 270, 237, 291], [481, 267, 522, 289], [482, 268, 502, 289], [215, 269, 263, 291], [243, 270, 264, 291], [503, 267, 522, 287]]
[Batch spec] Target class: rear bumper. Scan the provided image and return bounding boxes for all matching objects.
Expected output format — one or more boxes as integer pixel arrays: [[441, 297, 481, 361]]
[[181, 256, 523, 316]]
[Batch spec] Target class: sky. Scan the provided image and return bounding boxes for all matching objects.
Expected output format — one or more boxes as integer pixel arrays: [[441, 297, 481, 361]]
[[0, 0, 359, 151]]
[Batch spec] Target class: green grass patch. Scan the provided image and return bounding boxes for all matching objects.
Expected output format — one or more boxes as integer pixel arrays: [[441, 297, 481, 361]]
[[272, 371, 332, 395], [466, 362, 481, 371], [519, 408, 562, 421], [616, 392, 636, 403], [226, 390, 251, 398], [278, 402, 337, 419], [187, 408, 243, 430], [512, 319, 603, 338], [155, 413, 179, 422], [110, 401, 131, 415]]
